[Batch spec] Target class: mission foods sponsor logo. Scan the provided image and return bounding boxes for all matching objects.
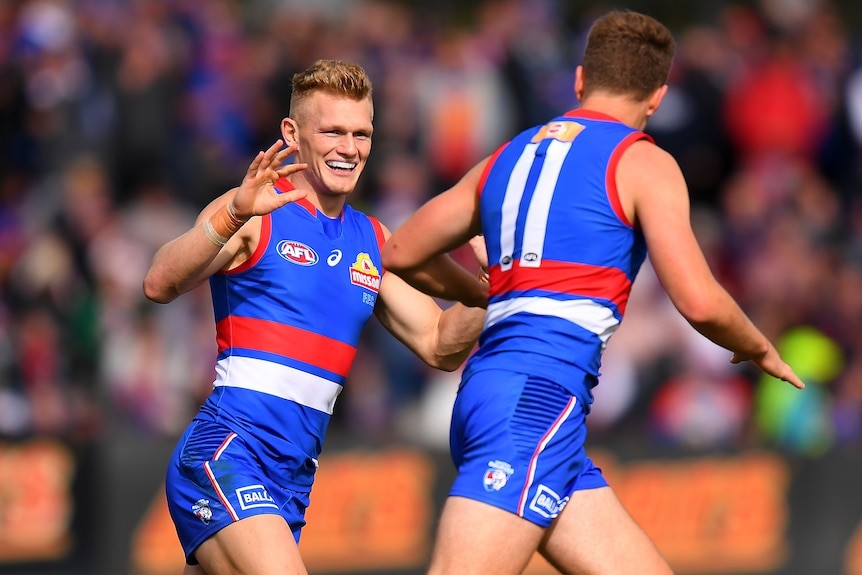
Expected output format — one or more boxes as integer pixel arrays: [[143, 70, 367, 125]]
[[349, 253, 381, 292], [277, 240, 319, 265]]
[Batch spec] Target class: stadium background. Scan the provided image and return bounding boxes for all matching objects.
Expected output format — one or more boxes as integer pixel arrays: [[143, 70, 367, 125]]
[[1, 0, 862, 573]]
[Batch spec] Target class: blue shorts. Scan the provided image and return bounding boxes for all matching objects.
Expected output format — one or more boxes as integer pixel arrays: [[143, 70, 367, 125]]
[[449, 369, 607, 527], [165, 419, 311, 565]]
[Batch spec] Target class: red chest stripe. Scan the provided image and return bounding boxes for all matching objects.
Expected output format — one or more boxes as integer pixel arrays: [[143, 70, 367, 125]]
[[216, 316, 357, 377], [489, 260, 632, 315]]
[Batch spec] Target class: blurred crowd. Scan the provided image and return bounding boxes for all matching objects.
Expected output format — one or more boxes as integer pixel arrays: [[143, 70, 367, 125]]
[[0, 0, 860, 458]]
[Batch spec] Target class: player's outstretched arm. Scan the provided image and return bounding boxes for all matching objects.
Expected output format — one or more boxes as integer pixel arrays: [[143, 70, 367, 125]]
[[376, 222, 486, 371], [622, 141, 805, 390], [143, 140, 307, 303], [376, 271, 485, 371], [383, 160, 488, 307]]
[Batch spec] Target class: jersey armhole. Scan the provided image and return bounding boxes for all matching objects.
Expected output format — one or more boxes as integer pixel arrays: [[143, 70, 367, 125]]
[[368, 215, 387, 275], [606, 132, 654, 228], [223, 214, 270, 275], [477, 142, 509, 199]]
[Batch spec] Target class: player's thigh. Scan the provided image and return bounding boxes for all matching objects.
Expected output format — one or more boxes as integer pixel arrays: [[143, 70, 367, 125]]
[[183, 564, 206, 575], [428, 496, 544, 575], [539, 486, 673, 575], [195, 514, 307, 575]]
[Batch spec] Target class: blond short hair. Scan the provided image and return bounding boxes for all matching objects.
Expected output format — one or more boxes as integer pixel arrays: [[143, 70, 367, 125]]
[[289, 59, 373, 120]]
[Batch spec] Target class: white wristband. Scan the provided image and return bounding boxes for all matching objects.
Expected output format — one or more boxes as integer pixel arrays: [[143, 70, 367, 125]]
[[202, 219, 229, 247]]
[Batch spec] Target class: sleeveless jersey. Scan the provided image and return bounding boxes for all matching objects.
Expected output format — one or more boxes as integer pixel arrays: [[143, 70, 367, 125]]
[[197, 179, 385, 489], [465, 109, 652, 410]]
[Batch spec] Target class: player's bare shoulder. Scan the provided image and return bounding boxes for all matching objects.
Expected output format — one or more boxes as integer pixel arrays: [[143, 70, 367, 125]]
[[618, 138, 678, 178], [616, 139, 687, 219]]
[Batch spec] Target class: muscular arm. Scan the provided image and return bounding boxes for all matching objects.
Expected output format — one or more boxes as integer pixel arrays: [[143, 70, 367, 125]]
[[376, 272, 485, 371], [142, 191, 250, 303], [382, 160, 488, 307], [620, 140, 805, 389], [143, 141, 307, 303], [376, 223, 486, 371]]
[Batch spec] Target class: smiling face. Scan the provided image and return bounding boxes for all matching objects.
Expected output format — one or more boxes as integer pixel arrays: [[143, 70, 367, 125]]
[[283, 91, 373, 212]]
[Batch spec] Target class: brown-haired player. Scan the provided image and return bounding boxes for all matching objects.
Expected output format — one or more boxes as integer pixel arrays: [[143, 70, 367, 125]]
[[383, 11, 804, 574]]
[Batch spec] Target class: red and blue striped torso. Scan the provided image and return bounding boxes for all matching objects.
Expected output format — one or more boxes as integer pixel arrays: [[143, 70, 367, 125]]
[[466, 109, 651, 409], [196, 180, 385, 488]]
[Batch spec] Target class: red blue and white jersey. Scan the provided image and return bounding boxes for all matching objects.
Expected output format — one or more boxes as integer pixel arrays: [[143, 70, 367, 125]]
[[465, 109, 652, 409], [196, 179, 385, 490]]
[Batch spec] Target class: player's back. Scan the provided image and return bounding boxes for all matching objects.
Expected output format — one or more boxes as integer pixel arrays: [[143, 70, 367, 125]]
[[468, 109, 651, 407]]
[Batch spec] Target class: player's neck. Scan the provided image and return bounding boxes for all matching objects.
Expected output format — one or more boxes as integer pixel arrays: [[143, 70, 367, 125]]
[[285, 173, 347, 217], [306, 189, 346, 218], [579, 96, 650, 131]]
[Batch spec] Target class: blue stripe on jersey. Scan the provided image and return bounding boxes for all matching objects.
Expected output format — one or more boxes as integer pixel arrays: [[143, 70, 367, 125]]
[[469, 315, 603, 402], [513, 140, 551, 260], [216, 348, 346, 385], [488, 289, 621, 317]]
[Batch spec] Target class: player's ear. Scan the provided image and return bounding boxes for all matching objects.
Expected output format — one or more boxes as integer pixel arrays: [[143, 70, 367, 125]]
[[646, 84, 669, 117], [574, 66, 586, 102], [281, 117, 299, 147]]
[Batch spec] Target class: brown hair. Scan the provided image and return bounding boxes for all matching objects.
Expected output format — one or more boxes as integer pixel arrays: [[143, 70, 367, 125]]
[[290, 59, 373, 120], [581, 10, 675, 101]]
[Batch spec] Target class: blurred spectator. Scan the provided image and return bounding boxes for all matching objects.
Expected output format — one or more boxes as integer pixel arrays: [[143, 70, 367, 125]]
[[412, 26, 516, 189]]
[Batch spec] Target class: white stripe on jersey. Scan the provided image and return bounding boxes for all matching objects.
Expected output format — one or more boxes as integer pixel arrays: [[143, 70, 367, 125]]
[[213, 356, 343, 414], [486, 296, 620, 344], [520, 139, 571, 268], [499, 143, 537, 271]]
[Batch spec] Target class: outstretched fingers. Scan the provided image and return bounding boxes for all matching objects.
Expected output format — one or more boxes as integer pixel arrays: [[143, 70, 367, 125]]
[[780, 368, 806, 390], [245, 150, 266, 179], [734, 351, 807, 390], [271, 141, 298, 168], [276, 186, 309, 206], [276, 162, 308, 179], [255, 139, 285, 174], [254, 140, 303, 183]]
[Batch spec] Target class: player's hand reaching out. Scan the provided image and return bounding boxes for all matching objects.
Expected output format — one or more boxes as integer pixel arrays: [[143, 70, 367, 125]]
[[230, 140, 308, 221], [731, 345, 806, 390]]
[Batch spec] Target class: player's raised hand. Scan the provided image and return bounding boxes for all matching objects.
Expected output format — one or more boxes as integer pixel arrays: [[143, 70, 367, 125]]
[[231, 140, 308, 220]]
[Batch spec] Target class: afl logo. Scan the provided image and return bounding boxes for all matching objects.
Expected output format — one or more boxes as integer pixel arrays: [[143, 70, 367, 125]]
[[277, 240, 319, 266]]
